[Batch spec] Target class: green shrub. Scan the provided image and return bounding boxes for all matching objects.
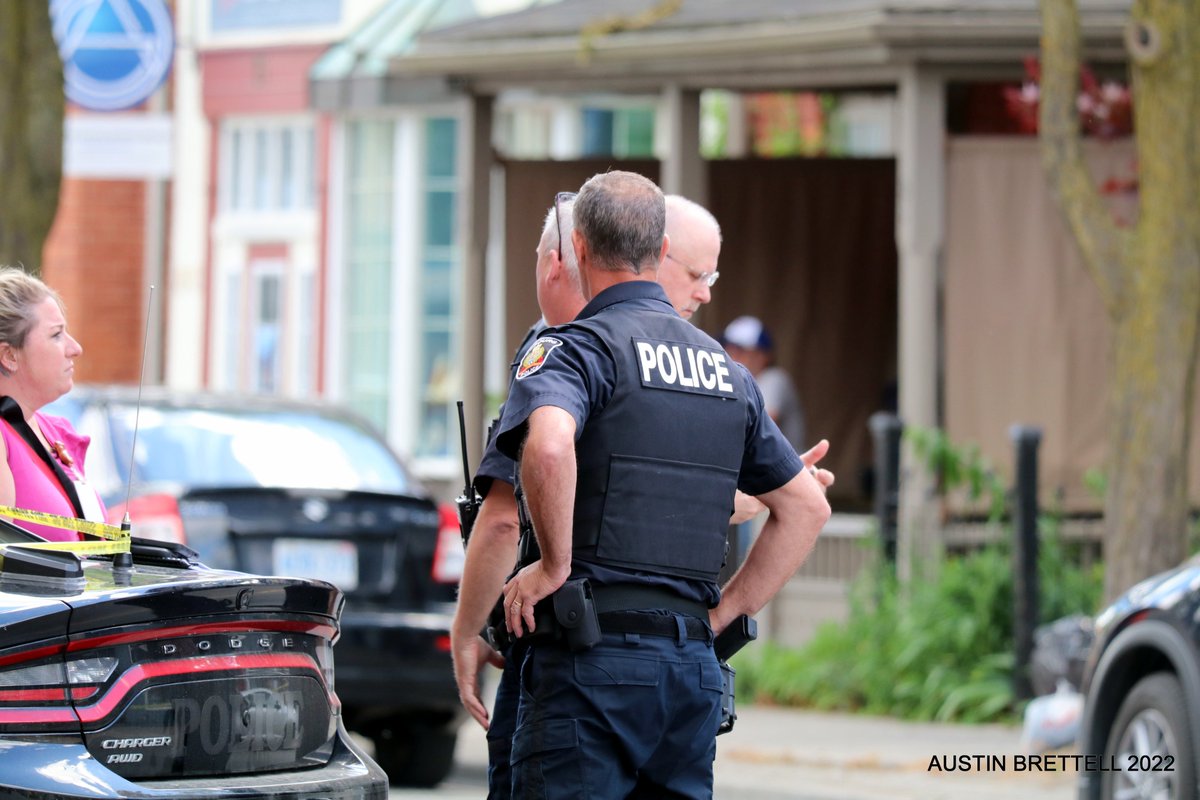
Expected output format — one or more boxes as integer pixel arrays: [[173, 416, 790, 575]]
[[736, 531, 1100, 722], [734, 427, 1104, 723]]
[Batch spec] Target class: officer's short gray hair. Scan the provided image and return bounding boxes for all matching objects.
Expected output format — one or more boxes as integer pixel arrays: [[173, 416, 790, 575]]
[[574, 171, 665, 275], [0, 266, 63, 376], [541, 197, 580, 291]]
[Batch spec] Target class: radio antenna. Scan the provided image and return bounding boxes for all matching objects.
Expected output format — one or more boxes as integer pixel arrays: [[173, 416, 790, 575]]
[[121, 285, 155, 532]]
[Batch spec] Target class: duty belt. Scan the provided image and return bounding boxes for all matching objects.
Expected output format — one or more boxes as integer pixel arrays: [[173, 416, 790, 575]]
[[598, 610, 711, 643], [526, 605, 712, 648], [591, 583, 708, 619], [488, 581, 711, 653], [523, 581, 712, 650]]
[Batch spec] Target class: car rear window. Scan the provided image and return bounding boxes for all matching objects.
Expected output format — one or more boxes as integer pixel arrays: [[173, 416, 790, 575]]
[[107, 404, 414, 494]]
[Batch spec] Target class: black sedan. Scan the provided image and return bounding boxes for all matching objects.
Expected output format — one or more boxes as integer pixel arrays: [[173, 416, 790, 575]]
[[47, 386, 467, 787], [1077, 557, 1200, 800], [0, 520, 387, 798]]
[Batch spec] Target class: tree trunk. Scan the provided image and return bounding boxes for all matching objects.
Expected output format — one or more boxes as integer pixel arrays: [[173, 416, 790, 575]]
[[1040, 0, 1200, 602], [0, 3, 64, 272], [1107, 299, 1194, 601]]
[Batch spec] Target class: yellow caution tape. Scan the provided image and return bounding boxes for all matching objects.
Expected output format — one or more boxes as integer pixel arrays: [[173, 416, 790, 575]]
[[0, 505, 132, 559], [1, 538, 130, 555], [0, 505, 128, 541]]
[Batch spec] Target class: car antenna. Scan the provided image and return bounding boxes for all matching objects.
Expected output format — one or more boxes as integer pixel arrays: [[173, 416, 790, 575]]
[[121, 285, 155, 534]]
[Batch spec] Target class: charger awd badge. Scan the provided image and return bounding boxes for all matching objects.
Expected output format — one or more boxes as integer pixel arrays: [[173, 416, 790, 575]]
[[516, 337, 563, 379]]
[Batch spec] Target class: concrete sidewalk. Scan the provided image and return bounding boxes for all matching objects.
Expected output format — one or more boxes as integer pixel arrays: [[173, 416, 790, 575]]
[[448, 701, 1079, 800], [713, 704, 1077, 800]]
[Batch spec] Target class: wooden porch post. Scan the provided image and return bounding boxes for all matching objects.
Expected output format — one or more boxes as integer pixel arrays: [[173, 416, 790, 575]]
[[895, 65, 945, 582], [660, 85, 706, 204]]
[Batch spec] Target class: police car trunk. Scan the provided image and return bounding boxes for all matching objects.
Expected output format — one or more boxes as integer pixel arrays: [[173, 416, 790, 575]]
[[0, 537, 345, 782]]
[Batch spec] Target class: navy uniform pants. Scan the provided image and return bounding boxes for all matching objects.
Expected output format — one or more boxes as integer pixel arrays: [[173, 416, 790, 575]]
[[508, 614, 723, 799], [487, 640, 524, 799]]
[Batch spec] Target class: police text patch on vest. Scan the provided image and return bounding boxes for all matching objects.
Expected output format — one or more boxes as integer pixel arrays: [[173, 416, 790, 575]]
[[516, 336, 563, 379], [633, 338, 736, 396]]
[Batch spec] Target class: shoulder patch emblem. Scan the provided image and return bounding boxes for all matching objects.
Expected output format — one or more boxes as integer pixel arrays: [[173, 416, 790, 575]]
[[516, 336, 563, 379]]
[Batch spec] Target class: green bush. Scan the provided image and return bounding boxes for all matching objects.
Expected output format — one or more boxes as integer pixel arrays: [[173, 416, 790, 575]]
[[734, 427, 1104, 723], [736, 531, 1101, 722]]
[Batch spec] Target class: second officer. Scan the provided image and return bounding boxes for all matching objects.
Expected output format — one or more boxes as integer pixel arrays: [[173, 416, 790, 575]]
[[494, 170, 831, 798]]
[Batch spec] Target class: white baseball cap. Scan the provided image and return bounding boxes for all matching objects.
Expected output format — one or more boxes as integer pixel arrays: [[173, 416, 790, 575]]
[[721, 315, 773, 351]]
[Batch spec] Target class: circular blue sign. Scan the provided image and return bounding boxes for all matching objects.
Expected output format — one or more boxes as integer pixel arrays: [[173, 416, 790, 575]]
[[52, 0, 175, 112]]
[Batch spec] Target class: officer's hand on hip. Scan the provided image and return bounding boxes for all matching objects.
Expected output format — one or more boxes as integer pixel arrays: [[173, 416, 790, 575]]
[[502, 559, 568, 638]]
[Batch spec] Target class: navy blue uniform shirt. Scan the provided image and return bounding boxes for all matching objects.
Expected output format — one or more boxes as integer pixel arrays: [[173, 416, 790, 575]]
[[474, 320, 546, 499], [495, 281, 802, 605], [496, 281, 800, 494]]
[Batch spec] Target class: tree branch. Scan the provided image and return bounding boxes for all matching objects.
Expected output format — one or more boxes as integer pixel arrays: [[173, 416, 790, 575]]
[[1038, 0, 1129, 315]]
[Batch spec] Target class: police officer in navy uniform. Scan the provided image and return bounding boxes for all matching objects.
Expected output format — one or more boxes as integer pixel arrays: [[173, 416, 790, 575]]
[[453, 191, 784, 798], [495, 171, 832, 798], [451, 193, 587, 798]]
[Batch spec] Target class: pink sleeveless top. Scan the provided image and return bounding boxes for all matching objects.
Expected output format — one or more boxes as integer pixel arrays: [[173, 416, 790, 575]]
[[0, 412, 104, 542]]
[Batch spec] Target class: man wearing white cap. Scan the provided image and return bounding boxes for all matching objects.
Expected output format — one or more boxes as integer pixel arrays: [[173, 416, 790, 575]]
[[722, 315, 806, 452]]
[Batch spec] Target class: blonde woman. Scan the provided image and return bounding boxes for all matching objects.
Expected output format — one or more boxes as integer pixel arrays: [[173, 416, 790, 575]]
[[0, 267, 103, 541]]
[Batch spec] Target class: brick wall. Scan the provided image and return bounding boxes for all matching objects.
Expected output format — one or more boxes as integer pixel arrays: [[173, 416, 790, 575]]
[[42, 178, 147, 384]]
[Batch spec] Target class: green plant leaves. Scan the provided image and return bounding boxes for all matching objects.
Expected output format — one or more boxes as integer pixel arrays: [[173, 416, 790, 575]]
[[733, 427, 1103, 724]]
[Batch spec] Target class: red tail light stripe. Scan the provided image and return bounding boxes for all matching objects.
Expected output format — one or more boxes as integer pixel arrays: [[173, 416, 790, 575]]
[[75, 653, 322, 724], [0, 706, 77, 724], [0, 654, 322, 727], [66, 620, 337, 652], [0, 688, 67, 702], [0, 643, 66, 669]]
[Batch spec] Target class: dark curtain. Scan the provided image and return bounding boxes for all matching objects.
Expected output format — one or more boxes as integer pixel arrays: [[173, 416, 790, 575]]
[[702, 159, 898, 507], [501, 158, 896, 507], [501, 159, 660, 361]]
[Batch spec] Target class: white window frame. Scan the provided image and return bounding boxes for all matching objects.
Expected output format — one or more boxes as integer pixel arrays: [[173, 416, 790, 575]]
[[218, 115, 316, 221], [210, 114, 320, 395], [328, 105, 465, 480], [247, 258, 286, 393]]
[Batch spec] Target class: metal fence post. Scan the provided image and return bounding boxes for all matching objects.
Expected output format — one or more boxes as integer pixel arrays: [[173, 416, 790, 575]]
[[869, 412, 903, 570], [1011, 424, 1042, 701]]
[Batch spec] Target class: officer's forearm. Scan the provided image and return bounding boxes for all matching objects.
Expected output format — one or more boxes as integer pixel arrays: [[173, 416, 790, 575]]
[[714, 471, 829, 632], [520, 407, 577, 582], [451, 486, 520, 641]]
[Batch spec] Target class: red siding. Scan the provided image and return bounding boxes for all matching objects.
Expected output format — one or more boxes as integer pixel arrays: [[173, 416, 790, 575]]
[[247, 243, 288, 261], [42, 179, 146, 384], [201, 45, 327, 116]]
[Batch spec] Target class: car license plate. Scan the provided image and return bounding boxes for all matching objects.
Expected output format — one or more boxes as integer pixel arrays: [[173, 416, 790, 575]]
[[272, 539, 358, 591]]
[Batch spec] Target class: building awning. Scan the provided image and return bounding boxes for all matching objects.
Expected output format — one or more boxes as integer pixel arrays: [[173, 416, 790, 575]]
[[309, 0, 565, 110], [354, 0, 1130, 98]]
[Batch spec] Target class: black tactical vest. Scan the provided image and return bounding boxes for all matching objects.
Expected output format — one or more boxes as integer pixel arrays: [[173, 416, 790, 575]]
[[565, 304, 749, 583]]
